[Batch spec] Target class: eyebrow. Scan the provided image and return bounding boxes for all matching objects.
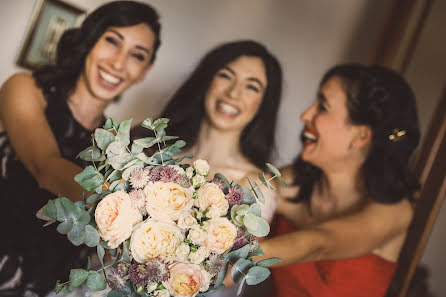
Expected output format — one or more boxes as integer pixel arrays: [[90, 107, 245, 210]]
[[222, 66, 266, 89], [107, 29, 151, 55]]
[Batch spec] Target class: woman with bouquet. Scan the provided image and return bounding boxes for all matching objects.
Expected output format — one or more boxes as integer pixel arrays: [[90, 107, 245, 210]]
[[139, 40, 283, 295], [257, 64, 419, 297], [0, 1, 161, 295]]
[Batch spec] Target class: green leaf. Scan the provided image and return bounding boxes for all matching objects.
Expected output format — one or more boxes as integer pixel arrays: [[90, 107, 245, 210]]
[[277, 176, 287, 187], [77, 146, 105, 162], [247, 177, 265, 204], [226, 244, 250, 264], [248, 203, 261, 217], [246, 266, 270, 286], [97, 244, 105, 267], [75, 166, 104, 191], [108, 290, 127, 297], [256, 257, 282, 267], [95, 128, 115, 150], [214, 261, 229, 287], [134, 137, 157, 148], [231, 258, 254, 284], [103, 118, 113, 130], [141, 118, 154, 130], [248, 245, 264, 257], [214, 173, 230, 193], [87, 271, 107, 291], [116, 119, 132, 145], [69, 268, 89, 288], [55, 198, 68, 221], [266, 163, 281, 177], [84, 225, 100, 247], [259, 173, 275, 191], [131, 142, 144, 155], [67, 221, 86, 246], [87, 193, 101, 204], [122, 240, 131, 263], [243, 213, 270, 237], [55, 280, 65, 294], [56, 218, 73, 234], [161, 135, 178, 142], [240, 185, 256, 204]]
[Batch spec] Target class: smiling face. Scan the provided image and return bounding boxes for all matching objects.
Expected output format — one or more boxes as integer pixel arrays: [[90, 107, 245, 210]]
[[300, 76, 369, 169], [81, 23, 155, 102], [204, 55, 267, 132]]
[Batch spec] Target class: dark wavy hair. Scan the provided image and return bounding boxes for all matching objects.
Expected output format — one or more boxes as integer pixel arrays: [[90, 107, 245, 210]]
[[156, 40, 282, 170], [33, 0, 161, 100], [293, 64, 420, 204]]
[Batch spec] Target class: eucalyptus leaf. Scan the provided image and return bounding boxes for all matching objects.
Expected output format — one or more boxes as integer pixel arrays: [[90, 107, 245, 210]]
[[55, 280, 65, 294], [77, 146, 104, 162], [214, 173, 230, 193], [67, 222, 86, 246], [108, 290, 127, 297], [243, 213, 270, 237], [108, 152, 132, 170], [106, 169, 121, 183], [69, 268, 89, 288], [87, 271, 106, 291], [134, 137, 157, 148], [95, 128, 115, 151], [248, 245, 264, 257], [246, 266, 271, 285], [226, 244, 250, 264], [247, 203, 261, 217], [231, 258, 254, 284], [247, 177, 265, 204], [103, 118, 113, 130], [141, 118, 154, 130], [256, 257, 282, 267], [57, 218, 73, 234], [84, 225, 100, 247], [266, 163, 281, 177], [43, 219, 57, 227], [74, 166, 104, 191], [259, 173, 275, 191], [122, 240, 132, 263], [55, 198, 68, 221], [114, 180, 129, 192], [116, 119, 132, 146], [97, 244, 105, 267], [240, 185, 256, 204], [214, 261, 229, 287], [131, 142, 144, 155], [87, 193, 101, 204], [277, 176, 287, 187]]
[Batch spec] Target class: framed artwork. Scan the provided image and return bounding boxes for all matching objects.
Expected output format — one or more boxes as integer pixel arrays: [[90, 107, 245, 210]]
[[16, 0, 86, 70]]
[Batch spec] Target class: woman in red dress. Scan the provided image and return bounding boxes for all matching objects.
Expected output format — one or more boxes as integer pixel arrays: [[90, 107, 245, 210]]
[[258, 64, 420, 297]]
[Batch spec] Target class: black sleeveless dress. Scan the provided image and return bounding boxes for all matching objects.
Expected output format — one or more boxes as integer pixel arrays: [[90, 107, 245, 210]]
[[0, 86, 99, 296]]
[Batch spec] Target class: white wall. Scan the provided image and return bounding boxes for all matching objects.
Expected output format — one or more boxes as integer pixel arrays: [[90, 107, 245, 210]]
[[0, 0, 389, 167]]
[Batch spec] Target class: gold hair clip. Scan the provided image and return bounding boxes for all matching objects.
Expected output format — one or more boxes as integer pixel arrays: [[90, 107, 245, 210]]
[[388, 129, 406, 141]]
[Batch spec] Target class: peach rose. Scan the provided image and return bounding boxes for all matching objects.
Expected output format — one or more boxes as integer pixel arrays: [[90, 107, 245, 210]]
[[95, 191, 142, 249], [130, 219, 184, 263], [164, 262, 211, 297], [145, 182, 194, 222], [204, 217, 237, 254], [195, 183, 228, 216]]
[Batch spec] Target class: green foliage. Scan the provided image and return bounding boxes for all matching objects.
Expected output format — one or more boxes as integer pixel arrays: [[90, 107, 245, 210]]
[[86, 271, 106, 291], [74, 166, 103, 191], [245, 266, 271, 285], [69, 269, 89, 288], [256, 257, 282, 267], [231, 258, 254, 284]]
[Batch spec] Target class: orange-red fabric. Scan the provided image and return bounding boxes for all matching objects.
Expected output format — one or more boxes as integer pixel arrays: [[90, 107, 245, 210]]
[[267, 216, 397, 297]]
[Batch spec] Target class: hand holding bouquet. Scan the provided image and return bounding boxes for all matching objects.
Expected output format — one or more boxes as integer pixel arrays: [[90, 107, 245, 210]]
[[37, 118, 286, 297]]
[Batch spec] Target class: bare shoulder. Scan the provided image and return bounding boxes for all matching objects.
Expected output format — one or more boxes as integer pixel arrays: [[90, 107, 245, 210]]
[[0, 72, 45, 106]]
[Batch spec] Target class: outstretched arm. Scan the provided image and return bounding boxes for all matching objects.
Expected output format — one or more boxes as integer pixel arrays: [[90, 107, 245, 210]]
[[257, 198, 413, 266], [0, 73, 85, 201]]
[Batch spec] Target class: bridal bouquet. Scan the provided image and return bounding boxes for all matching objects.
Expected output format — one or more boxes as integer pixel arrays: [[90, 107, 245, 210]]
[[37, 118, 285, 297]]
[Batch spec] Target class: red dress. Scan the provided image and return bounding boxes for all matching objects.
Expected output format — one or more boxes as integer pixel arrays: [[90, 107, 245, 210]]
[[267, 216, 397, 297]]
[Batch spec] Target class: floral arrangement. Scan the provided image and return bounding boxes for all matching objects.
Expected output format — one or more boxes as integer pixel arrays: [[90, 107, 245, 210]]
[[37, 118, 285, 297]]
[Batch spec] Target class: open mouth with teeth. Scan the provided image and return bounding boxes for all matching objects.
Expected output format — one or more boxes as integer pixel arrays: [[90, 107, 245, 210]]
[[98, 68, 122, 88], [216, 100, 240, 117], [301, 127, 317, 147]]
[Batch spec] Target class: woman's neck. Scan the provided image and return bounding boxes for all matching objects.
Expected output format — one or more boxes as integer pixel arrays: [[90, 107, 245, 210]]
[[187, 120, 245, 167], [67, 77, 108, 130]]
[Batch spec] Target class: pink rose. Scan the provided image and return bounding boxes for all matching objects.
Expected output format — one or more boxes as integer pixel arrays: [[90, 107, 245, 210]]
[[164, 262, 211, 297]]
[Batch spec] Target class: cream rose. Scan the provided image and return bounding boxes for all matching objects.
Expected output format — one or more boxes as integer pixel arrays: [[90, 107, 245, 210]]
[[154, 289, 171, 297], [204, 218, 237, 254], [130, 219, 184, 263], [144, 181, 194, 222], [188, 246, 210, 264], [175, 242, 190, 261], [191, 174, 206, 188], [193, 159, 210, 176], [177, 212, 197, 230], [187, 225, 207, 246], [195, 183, 229, 216], [185, 166, 195, 179], [95, 191, 142, 249], [164, 262, 211, 297]]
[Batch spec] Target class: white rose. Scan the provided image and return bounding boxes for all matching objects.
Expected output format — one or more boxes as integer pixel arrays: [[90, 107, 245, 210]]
[[195, 183, 229, 216], [193, 159, 210, 176], [146, 282, 158, 293], [154, 289, 171, 297], [191, 174, 206, 188], [175, 242, 190, 261], [204, 218, 237, 254], [144, 181, 194, 222], [187, 225, 207, 246], [185, 166, 195, 179], [177, 212, 197, 230], [164, 262, 211, 297], [130, 219, 184, 263], [95, 191, 142, 249], [205, 206, 221, 219], [195, 211, 204, 220], [188, 246, 210, 264]]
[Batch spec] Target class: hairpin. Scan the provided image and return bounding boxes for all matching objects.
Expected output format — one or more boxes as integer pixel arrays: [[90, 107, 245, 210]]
[[388, 129, 406, 141]]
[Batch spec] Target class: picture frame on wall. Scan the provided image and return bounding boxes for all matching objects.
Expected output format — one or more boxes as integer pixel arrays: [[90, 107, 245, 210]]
[[16, 0, 86, 70]]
